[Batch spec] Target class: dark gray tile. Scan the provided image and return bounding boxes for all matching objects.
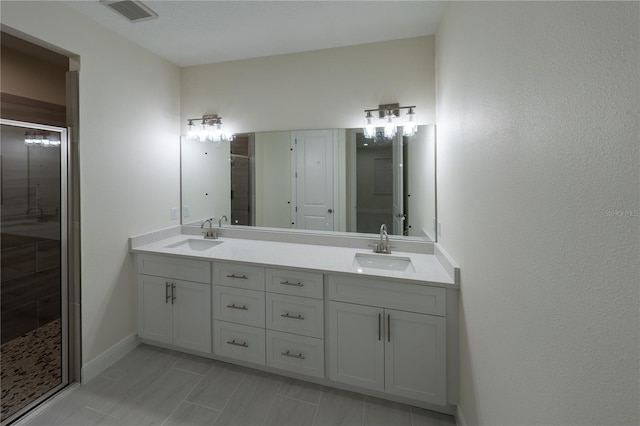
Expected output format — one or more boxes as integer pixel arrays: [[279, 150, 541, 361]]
[[186, 362, 246, 411], [1, 302, 38, 343], [363, 396, 411, 426], [163, 401, 219, 426], [410, 407, 456, 426], [1, 274, 37, 311], [1, 244, 36, 280], [214, 370, 283, 426], [265, 395, 317, 426], [36, 240, 60, 271], [279, 378, 324, 405], [314, 388, 364, 426], [38, 292, 61, 325]]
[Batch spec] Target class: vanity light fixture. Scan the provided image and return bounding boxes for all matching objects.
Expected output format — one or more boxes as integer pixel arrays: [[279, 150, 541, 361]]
[[24, 131, 61, 147], [363, 104, 417, 140], [186, 114, 229, 142]]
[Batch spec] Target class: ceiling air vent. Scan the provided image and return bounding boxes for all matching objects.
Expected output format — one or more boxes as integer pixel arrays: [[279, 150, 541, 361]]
[[100, 0, 158, 23]]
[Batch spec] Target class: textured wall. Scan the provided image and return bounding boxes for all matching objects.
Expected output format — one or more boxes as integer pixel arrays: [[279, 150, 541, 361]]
[[1, 1, 181, 364], [181, 36, 436, 133], [436, 2, 639, 425]]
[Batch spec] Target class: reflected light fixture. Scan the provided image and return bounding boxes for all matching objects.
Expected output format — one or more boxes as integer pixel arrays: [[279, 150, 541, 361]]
[[24, 131, 61, 147], [186, 114, 230, 142], [362, 104, 417, 140]]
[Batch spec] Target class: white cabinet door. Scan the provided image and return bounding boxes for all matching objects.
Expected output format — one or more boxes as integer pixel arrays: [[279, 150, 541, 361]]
[[137, 275, 173, 345], [329, 301, 384, 391], [173, 281, 212, 353], [384, 309, 446, 405]]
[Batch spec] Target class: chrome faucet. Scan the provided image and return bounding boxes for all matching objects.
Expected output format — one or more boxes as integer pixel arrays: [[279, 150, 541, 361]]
[[371, 224, 394, 254], [218, 215, 228, 228], [200, 218, 217, 239]]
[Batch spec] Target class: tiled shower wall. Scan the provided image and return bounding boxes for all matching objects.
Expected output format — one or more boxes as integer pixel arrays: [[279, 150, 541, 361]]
[[1, 234, 60, 343], [1, 125, 61, 344]]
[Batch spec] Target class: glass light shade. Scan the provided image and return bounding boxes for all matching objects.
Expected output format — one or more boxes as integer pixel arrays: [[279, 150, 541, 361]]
[[186, 121, 198, 139], [383, 113, 396, 139], [363, 114, 376, 139], [24, 131, 36, 146], [198, 120, 209, 142], [403, 110, 417, 137], [210, 122, 223, 142]]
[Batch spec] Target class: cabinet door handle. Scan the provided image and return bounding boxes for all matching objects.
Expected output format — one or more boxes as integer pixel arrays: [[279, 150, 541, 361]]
[[226, 274, 248, 280], [280, 281, 304, 287], [281, 313, 304, 320], [226, 339, 248, 348], [171, 283, 176, 304], [378, 313, 381, 341], [387, 314, 391, 342], [281, 350, 305, 360], [165, 282, 170, 304], [226, 303, 248, 311]]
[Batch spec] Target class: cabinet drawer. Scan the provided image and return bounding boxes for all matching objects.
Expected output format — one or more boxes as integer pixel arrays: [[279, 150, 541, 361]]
[[266, 293, 323, 338], [266, 268, 323, 299], [328, 275, 446, 316], [213, 321, 265, 365], [214, 286, 265, 328], [138, 254, 211, 283], [266, 330, 324, 378], [214, 262, 265, 291]]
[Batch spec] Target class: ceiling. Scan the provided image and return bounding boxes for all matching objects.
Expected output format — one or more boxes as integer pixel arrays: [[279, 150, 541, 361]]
[[63, 1, 447, 67]]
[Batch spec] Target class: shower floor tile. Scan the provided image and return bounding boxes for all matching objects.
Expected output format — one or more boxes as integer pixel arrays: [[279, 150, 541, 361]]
[[1, 319, 62, 422]]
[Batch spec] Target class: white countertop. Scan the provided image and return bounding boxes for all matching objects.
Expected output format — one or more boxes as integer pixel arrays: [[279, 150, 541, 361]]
[[130, 231, 458, 288]]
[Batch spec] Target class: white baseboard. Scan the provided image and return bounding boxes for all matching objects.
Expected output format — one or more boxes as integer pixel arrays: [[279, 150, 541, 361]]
[[81, 333, 139, 383], [456, 405, 468, 426]]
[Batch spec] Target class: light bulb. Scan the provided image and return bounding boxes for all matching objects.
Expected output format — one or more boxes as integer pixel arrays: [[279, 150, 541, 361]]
[[383, 111, 396, 139], [186, 120, 197, 139], [24, 131, 36, 146], [403, 108, 417, 137], [363, 112, 376, 139]]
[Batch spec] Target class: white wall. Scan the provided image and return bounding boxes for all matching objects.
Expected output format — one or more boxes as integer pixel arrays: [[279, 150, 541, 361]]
[[436, 2, 639, 425], [181, 36, 435, 133], [1, 2, 181, 365]]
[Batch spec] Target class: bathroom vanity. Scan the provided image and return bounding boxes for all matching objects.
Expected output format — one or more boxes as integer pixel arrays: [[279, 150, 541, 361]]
[[130, 226, 459, 414]]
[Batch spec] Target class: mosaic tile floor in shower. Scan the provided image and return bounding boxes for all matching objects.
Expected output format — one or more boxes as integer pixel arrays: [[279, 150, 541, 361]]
[[1, 318, 62, 422]]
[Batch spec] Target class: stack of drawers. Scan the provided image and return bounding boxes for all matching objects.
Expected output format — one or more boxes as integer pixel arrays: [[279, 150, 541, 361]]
[[213, 262, 266, 364], [265, 268, 324, 378], [212, 262, 325, 377]]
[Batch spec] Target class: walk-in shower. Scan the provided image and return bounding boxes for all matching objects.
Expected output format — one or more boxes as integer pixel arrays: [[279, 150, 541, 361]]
[[0, 119, 69, 424]]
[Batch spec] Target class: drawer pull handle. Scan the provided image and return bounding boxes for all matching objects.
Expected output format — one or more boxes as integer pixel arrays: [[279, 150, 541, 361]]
[[226, 274, 248, 280], [165, 282, 170, 304], [227, 304, 248, 311], [280, 281, 304, 287], [171, 283, 176, 304], [281, 313, 304, 320], [281, 350, 305, 360], [227, 339, 248, 348]]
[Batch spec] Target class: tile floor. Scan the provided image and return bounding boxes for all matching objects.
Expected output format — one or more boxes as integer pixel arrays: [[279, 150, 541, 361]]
[[19, 344, 456, 426]]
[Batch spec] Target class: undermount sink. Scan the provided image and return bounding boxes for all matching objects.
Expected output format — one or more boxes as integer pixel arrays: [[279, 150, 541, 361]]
[[353, 253, 415, 273], [165, 238, 223, 251]]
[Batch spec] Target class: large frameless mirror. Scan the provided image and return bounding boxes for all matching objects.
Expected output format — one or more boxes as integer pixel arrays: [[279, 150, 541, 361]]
[[181, 125, 436, 241]]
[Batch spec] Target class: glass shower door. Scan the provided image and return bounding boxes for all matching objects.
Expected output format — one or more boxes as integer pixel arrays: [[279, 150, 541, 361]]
[[0, 120, 68, 424]]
